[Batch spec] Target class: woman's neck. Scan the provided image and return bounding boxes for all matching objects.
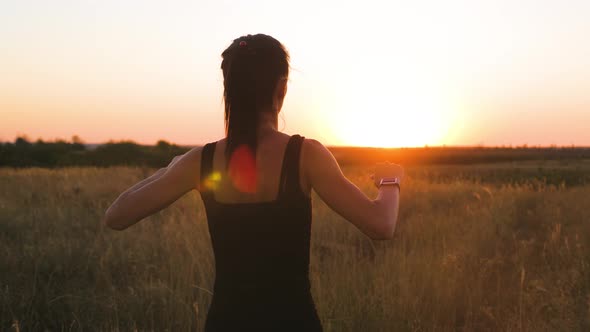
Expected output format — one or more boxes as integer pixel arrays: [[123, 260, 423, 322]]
[[258, 111, 279, 138]]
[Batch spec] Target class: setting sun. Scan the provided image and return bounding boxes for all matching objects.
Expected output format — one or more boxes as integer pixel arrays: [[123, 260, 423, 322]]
[[332, 91, 452, 148], [319, 65, 456, 147]]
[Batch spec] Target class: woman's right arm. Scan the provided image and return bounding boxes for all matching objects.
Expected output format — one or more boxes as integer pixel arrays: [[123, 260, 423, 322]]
[[302, 139, 402, 240]]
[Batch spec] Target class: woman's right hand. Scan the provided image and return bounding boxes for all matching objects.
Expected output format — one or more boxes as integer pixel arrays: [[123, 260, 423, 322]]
[[372, 162, 404, 188]]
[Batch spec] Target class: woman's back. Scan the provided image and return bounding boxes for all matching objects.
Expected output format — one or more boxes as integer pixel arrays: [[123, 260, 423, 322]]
[[200, 134, 322, 331], [204, 132, 309, 204]]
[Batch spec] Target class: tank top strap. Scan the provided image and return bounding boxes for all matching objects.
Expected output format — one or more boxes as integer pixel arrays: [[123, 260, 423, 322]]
[[200, 141, 217, 201], [278, 135, 305, 199]]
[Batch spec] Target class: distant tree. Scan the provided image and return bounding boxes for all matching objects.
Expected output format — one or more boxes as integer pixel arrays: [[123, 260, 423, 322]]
[[15, 136, 31, 147], [69, 135, 86, 151], [71, 135, 84, 144], [156, 140, 171, 150]]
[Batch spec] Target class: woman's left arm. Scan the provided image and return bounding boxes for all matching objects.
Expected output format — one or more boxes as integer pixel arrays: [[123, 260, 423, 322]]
[[103, 147, 202, 230]]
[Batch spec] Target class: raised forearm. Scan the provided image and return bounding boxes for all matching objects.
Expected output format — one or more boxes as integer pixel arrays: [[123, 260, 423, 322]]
[[125, 167, 167, 195], [104, 167, 167, 230], [105, 168, 167, 219], [371, 186, 400, 239]]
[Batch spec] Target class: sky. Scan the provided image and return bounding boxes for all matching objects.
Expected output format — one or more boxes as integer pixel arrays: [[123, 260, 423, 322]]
[[1, 0, 589, 147]]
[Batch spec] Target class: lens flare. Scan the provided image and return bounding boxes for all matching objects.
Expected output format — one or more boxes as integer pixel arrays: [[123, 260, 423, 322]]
[[202, 171, 222, 191], [228, 144, 257, 193]]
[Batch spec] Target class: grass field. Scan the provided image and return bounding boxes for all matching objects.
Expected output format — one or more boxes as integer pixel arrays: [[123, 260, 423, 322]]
[[1, 163, 589, 331]]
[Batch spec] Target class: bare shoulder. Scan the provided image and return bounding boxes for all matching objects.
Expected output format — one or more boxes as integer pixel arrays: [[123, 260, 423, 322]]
[[302, 138, 333, 164], [301, 138, 340, 179], [182, 139, 223, 162], [160, 145, 207, 191], [302, 137, 323, 149], [181, 145, 205, 164], [299, 138, 325, 193], [166, 145, 203, 175]]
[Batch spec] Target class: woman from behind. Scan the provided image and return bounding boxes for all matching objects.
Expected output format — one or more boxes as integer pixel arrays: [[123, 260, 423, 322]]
[[104, 33, 403, 332]]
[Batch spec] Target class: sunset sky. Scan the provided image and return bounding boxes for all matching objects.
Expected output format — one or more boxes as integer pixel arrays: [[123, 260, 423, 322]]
[[1, 0, 589, 147]]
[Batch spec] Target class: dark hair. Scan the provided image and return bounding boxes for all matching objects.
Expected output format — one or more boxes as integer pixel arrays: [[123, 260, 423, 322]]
[[221, 34, 290, 162]]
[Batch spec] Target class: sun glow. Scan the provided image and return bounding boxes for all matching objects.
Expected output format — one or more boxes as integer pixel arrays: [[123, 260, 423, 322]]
[[324, 72, 456, 148], [2, 1, 590, 146], [334, 96, 449, 148]]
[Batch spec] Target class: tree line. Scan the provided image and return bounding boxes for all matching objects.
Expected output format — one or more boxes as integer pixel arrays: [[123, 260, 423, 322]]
[[1, 136, 589, 168], [0, 136, 188, 168]]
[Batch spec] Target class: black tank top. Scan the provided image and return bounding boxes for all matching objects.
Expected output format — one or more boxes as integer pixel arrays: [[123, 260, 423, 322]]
[[200, 135, 322, 332]]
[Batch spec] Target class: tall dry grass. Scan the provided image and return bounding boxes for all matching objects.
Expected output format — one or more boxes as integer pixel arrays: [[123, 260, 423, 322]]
[[0, 166, 589, 331]]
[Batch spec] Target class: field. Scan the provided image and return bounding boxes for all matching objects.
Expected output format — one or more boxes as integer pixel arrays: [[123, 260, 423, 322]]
[[1, 161, 590, 331]]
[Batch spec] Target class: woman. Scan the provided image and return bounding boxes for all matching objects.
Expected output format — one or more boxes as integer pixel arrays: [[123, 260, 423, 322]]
[[104, 34, 403, 331]]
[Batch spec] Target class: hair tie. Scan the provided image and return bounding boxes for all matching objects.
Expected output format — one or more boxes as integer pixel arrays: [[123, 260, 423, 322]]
[[239, 41, 247, 48]]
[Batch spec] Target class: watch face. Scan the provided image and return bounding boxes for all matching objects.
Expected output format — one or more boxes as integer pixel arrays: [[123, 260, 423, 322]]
[[380, 178, 400, 186]]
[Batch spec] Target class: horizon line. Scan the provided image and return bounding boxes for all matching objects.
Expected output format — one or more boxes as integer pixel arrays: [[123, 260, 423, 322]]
[[2, 139, 589, 150]]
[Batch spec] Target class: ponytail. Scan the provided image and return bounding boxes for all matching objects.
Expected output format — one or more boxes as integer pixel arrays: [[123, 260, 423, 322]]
[[223, 44, 259, 162], [221, 34, 290, 164]]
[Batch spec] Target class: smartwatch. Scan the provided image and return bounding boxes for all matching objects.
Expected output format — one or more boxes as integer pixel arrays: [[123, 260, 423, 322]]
[[378, 177, 401, 190]]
